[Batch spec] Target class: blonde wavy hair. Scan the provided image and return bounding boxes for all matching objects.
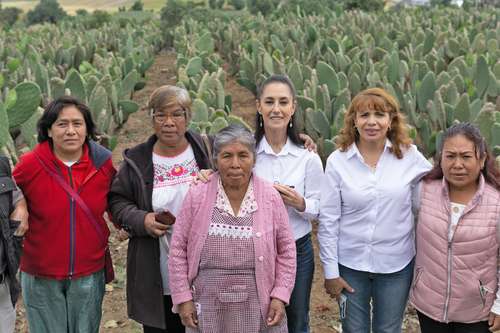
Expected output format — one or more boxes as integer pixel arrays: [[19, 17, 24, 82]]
[[336, 87, 411, 159]]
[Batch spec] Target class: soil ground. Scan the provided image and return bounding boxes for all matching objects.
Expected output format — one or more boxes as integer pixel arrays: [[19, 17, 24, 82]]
[[14, 51, 421, 333]]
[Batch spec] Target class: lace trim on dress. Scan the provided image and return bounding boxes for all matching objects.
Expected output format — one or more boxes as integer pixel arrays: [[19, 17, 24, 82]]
[[208, 223, 253, 239]]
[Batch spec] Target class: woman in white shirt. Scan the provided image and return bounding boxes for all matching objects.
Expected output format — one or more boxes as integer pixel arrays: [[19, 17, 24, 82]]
[[318, 88, 431, 333], [254, 75, 324, 333]]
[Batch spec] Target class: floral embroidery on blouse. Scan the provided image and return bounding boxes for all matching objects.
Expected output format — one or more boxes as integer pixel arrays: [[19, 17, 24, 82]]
[[215, 177, 258, 218], [153, 158, 198, 187]]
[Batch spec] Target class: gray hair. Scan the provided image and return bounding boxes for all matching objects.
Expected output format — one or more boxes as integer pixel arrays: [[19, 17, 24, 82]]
[[147, 85, 192, 120], [213, 124, 256, 167]]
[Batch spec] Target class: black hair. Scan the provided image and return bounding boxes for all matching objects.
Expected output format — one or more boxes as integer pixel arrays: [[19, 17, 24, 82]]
[[37, 96, 97, 143], [424, 122, 500, 190], [254, 74, 303, 146]]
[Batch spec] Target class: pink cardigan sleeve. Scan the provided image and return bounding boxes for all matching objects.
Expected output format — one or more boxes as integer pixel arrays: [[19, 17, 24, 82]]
[[269, 191, 297, 304], [168, 187, 196, 305]]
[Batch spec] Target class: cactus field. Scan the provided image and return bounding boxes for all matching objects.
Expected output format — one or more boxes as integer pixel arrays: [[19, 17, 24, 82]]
[[172, 6, 500, 161], [2, 6, 499, 163], [0, 18, 162, 164]]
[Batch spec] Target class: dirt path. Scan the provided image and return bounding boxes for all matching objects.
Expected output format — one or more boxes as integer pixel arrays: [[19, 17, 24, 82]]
[[225, 76, 257, 127], [101, 50, 179, 332]]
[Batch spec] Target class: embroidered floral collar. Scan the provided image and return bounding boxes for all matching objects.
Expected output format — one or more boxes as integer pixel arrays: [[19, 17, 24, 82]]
[[216, 177, 258, 217]]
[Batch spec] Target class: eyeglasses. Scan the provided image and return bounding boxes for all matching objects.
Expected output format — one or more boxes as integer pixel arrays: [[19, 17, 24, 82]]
[[152, 110, 186, 124]]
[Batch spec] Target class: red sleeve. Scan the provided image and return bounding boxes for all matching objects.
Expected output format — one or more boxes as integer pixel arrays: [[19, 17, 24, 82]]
[[12, 152, 34, 190]]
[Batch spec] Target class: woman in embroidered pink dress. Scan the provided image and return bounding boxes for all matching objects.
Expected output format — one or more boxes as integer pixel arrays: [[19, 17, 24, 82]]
[[168, 124, 297, 333]]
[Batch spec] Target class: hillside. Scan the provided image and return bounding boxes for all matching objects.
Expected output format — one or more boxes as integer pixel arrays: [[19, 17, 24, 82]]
[[1, 0, 166, 13]]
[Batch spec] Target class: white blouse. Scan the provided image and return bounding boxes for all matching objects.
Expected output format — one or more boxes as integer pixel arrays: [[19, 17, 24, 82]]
[[152, 146, 199, 295], [254, 137, 324, 240], [318, 140, 432, 279]]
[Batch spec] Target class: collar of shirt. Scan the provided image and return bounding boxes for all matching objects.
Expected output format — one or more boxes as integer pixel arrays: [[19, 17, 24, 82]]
[[215, 176, 258, 217], [256, 136, 302, 157], [346, 139, 393, 161]]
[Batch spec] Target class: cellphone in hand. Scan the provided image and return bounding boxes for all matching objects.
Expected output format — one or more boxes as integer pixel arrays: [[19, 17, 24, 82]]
[[338, 293, 347, 319], [155, 210, 176, 225]]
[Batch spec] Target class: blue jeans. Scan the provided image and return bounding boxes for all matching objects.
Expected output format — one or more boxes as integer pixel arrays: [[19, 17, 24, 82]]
[[286, 233, 314, 333], [338, 259, 414, 333]]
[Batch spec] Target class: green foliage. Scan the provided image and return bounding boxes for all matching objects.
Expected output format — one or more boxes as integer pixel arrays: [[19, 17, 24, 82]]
[[246, 0, 279, 15], [209, 0, 225, 9], [6, 82, 42, 129], [229, 0, 246, 10], [130, 0, 145, 11], [161, 0, 191, 28], [343, 0, 384, 11], [161, 0, 192, 46], [26, 0, 67, 26], [82, 10, 112, 29], [430, 0, 453, 6], [281, 0, 335, 15], [0, 7, 22, 28], [75, 9, 89, 16], [175, 5, 500, 159], [0, 13, 161, 162]]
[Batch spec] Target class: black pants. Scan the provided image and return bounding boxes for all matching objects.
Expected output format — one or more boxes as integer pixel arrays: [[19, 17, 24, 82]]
[[417, 311, 490, 333], [143, 295, 185, 333]]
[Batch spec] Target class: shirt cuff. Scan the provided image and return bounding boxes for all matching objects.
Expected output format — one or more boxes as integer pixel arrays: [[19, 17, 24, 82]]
[[12, 188, 23, 205], [294, 198, 318, 218], [323, 263, 340, 279], [491, 297, 500, 315]]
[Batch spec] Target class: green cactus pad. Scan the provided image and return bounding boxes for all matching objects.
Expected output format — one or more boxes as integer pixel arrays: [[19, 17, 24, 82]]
[[195, 32, 215, 54], [491, 122, 500, 148], [475, 55, 489, 98], [309, 110, 331, 139], [6, 82, 42, 129], [186, 57, 203, 77], [21, 107, 43, 149], [65, 69, 87, 103], [454, 93, 471, 122], [417, 72, 437, 113], [316, 61, 339, 97], [121, 69, 139, 100], [89, 85, 108, 123], [0, 102, 11, 148], [50, 77, 66, 100], [192, 99, 209, 123], [209, 117, 229, 135], [227, 115, 251, 130]]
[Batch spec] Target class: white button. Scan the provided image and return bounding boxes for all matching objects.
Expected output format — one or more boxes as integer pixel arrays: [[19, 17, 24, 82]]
[[258, 256, 264, 262], [256, 232, 262, 238]]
